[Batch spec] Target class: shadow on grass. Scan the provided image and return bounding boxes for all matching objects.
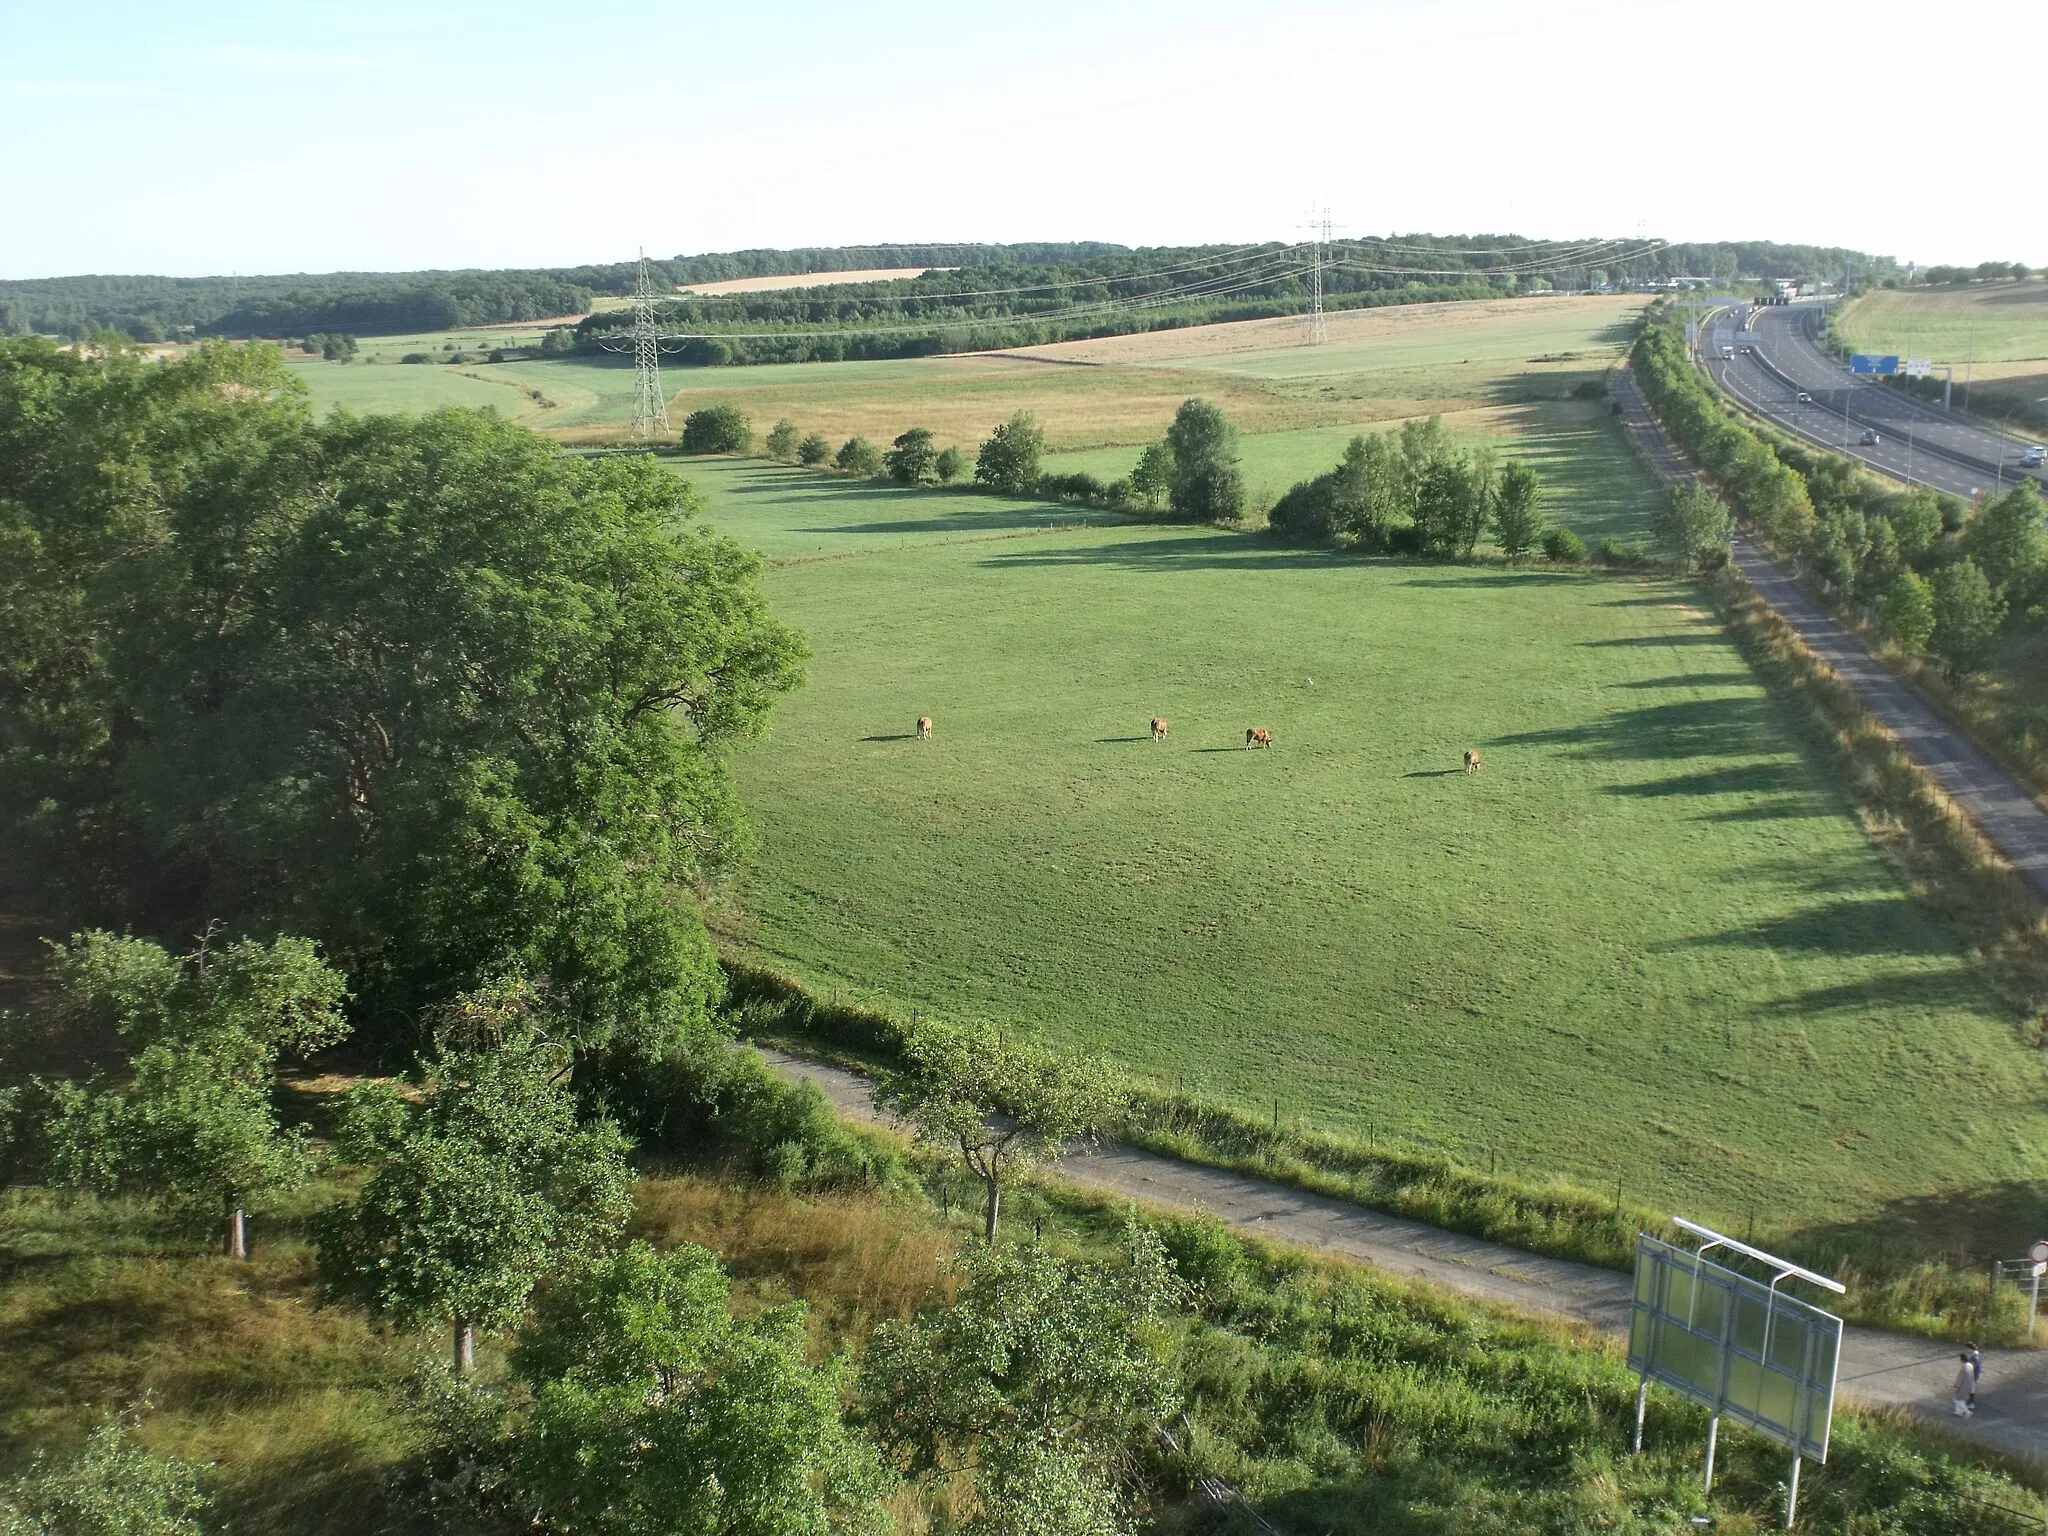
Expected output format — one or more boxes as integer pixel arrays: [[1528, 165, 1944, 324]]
[[1488, 695, 1794, 762], [1604, 763, 1810, 798], [860, 734, 919, 742], [1670, 896, 1963, 958], [1611, 672, 1757, 690], [1578, 632, 1726, 648], [1404, 769, 1464, 779], [1795, 1181, 2048, 1270], [983, 534, 1353, 573], [1096, 736, 1150, 744]]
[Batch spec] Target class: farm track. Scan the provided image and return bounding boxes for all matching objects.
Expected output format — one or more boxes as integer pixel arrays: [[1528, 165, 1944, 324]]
[[1615, 365, 2048, 901], [762, 1048, 2048, 1463]]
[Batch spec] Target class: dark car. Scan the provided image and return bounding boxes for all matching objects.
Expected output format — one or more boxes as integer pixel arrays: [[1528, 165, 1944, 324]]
[[1795, 391, 1813, 403], [1859, 429, 1881, 446]]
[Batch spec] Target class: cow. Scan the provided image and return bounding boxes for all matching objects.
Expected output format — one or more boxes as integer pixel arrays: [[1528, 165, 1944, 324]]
[[1150, 717, 1169, 742], [1464, 749, 1481, 775], [1246, 727, 1273, 749], [917, 716, 933, 742]]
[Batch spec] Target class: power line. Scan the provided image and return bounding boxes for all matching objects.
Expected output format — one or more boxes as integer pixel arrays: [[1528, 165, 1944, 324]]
[[1305, 208, 1329, 346]]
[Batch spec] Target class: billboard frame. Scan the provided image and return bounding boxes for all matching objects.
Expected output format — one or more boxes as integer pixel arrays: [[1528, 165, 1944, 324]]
[[1627, 1218, 1845, 1529]]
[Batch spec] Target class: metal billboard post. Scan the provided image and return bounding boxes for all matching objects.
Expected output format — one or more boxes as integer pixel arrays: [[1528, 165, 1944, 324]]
[[1627, 1219, 1844, 1530]]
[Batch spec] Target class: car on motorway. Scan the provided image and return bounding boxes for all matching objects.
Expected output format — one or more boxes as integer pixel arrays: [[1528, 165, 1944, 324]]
[[2023, 445, 2046, 467], [1860, 429, 1881, 446], [1795, 391, 1813, 403], [1720, 345, 1735, 360]]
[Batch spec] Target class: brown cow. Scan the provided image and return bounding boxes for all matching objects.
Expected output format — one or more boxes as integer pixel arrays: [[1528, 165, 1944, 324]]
[[1246, 727, 1273, 749], [917, 716, 933, 742], [1464, 749, 1481, 775], [1150, 717, 1169, 742]]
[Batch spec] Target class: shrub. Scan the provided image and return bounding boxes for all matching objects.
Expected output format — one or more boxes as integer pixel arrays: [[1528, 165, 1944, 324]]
[[764, 420, 800, 462], [797, 432, 832, 466], [885, 427, 938, 485], [934, 445, 964, 483], [537, 326, 577, 355], [680, 405, 751, 455], [679, 337, 733, 367], [1267, 473, 1339, 542], [401, 353, 428, 364], [487, 348, 507, 364], [1569, 378, 1609, 400], [834, 436, 882, 477], [1037, 471, 1109, 504], [1542, 527, 1585, 561]]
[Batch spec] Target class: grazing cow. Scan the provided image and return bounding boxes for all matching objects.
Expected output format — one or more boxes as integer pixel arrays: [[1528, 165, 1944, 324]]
[[1150, 717, 1169, 742], [1464, 749, 1481, 775], [917, 716, 933, 742], [1246, 727, 1273, 749]]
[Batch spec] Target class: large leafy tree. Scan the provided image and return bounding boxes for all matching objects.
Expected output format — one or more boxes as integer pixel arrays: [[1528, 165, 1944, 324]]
[[17, 930, 348, 1257], [974, 412, 1046, 494], [881, 1025, 1122, 1241], [315, 1024, 635, 1372], [1491, 460, 1547, 561], [1965, 482, 2046, 602], [493, 1241, 890, 1536], [864, 1226, 1182, 1536], [1930, 557, 2008, 676], [1164, 398, 1242, 522], [1, 339, 806, 1053], [1881, 569, 1938, 654], [1654, 484, 1732, 573], [884, 426, 939, 486]]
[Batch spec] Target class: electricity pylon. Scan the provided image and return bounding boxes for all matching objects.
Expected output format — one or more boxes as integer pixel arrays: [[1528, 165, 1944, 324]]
[[630, 250, 670, 439], [1305, 209, 1329, 345]]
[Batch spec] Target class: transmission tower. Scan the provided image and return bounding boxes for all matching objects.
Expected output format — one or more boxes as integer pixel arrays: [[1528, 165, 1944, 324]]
[[630, 249, 671, 439], [1305, 209, 1329, 345]]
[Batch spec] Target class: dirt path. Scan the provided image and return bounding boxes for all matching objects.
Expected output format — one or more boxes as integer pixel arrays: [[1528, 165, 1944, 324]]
[[763, 1048, 2048, 1462], [1615, 362, 2048, 902]]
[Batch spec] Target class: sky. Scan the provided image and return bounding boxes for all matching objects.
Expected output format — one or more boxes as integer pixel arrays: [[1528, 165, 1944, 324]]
[[2, 0, 2039, 280]]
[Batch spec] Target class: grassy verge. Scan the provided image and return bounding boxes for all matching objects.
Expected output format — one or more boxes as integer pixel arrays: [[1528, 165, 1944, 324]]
[[721, 958, 2041, 1344]]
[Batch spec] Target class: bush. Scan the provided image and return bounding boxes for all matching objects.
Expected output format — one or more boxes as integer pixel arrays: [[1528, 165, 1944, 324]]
[[764, 420, 800, 462], [834, 436, 882, 477], [885, 427, 938, 485], [934, 445, 964, 483], [401, 353, 428, 364], [1593, 535, 1646, 566], [797, 432, 832, 466], [679, 337, 733, 367], [1542, 526, 1585, 562], [1569, 378, 1609, 400], [680, 404, 752, 455], [1267, 473, 1339, 542], [1037, 471, 1109, 504], [537, 326, 577, 355]]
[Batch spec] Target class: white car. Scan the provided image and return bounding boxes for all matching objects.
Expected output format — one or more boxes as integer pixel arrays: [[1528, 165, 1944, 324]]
[[1795, 392, 1813, 403], [2022, 445, 2046, 467]]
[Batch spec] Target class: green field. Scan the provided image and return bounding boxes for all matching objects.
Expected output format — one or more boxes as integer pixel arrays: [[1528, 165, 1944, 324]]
[[1841, 278, 2048, 366], [694, 460, 2044, 1240]]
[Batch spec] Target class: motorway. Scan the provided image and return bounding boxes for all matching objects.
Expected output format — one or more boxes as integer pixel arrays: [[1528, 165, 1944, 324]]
[[1701, 300, 2046, 503]]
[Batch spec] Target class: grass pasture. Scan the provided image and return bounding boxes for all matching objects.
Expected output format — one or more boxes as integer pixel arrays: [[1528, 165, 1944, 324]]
[[1841, 279, 2048, 367], [701, 462, 2047, 1246]]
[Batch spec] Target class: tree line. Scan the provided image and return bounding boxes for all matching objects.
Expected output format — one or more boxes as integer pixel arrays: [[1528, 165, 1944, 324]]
[[1632, 316, 2046, 676]]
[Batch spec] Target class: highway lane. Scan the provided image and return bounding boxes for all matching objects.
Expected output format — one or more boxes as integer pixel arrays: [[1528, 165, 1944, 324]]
[[1700, 300, 2046, 503]]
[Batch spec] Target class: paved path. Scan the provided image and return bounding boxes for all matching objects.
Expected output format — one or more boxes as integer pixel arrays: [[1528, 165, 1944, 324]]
[[763, 1049, 2048, 1462], [1615, 363, 2048, 902]]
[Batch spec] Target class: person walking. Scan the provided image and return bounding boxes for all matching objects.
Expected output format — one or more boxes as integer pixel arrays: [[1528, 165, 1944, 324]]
[[1952, 1353, 1975, 1417], [1967, 1342, 1983, 1412]]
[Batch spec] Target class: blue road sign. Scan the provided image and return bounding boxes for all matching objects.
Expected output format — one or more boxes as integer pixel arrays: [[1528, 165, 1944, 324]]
[[1850, 354, 1900, 376]]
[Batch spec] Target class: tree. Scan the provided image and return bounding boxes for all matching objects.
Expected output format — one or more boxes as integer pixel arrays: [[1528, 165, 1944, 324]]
[[1491, 460, 1546, 560], [1965, 483, 2047, 602], [1880, 569, 1937, 654], [864, 1225, 1182, 1536], [797, 431, 832, 466], [1165, 398, 1243, 522], [25, 931, 348, 1258], [316, 1026, 635, 1373], [974, 412, 1046, 493], [1413, 458, 1484, 557], [1654, 484, 1733, 573], [1127, 442, 1173, 510], [681, 405, 752, 454], [885, 427, 939, 486], [0, 1419, 208, 1536], [1930, 558, 2008, 676], [1330, 431, 1408, 550], [0, 355, 808, 1055], [491, 1241, 890, 1536], [881, 1025, 1122, 1241], [1890, 490, 1943, 559], [934, 444, 965, 483], [764, 420, 800, 462], [835, 436, 882, 476], [538, 326, 578, 355]]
